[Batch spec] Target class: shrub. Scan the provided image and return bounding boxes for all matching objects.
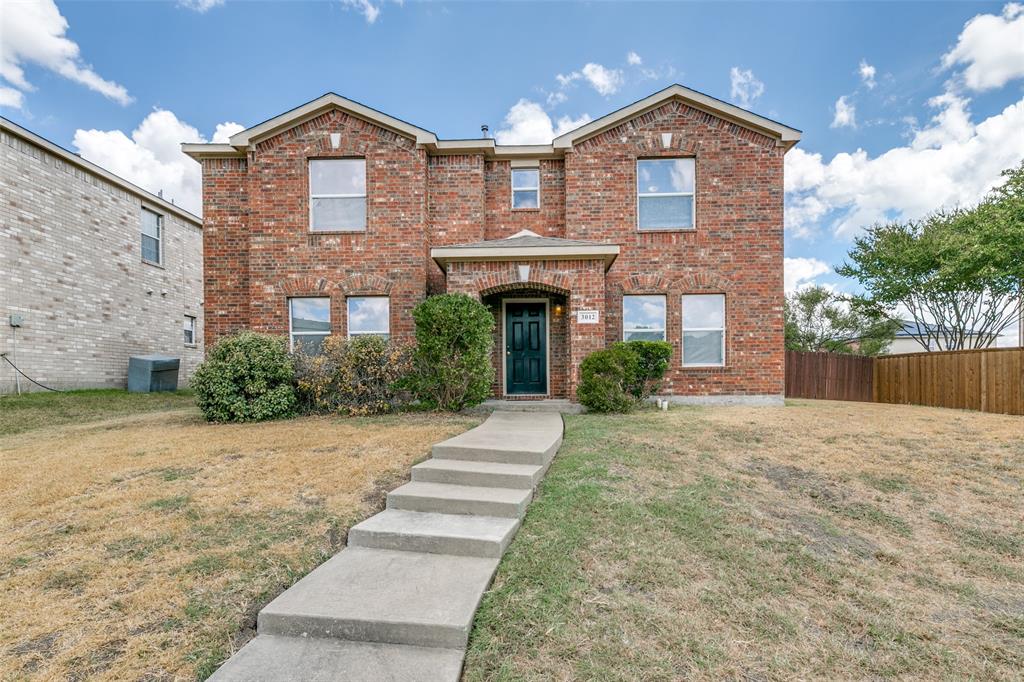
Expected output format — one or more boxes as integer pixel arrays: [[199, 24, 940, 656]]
[[409, 293, 495, 411], [619, 340, 673, 400], [577, 340, 673, 412], [576, 344, 640, 413], [294, 335, 413, 416], [192, 332, 297, 423]]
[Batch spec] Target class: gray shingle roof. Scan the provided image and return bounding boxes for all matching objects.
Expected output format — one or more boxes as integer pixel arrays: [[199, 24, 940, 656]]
[[444, 232, 610, 250]]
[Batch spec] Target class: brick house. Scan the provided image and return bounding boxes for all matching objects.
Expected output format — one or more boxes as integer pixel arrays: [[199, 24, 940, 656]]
[[183, 85, 800, 403], [1, 118, 204, 393]]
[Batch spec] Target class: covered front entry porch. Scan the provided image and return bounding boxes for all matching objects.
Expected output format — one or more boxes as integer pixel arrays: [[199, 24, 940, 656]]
[[431, 231, 619, 401]]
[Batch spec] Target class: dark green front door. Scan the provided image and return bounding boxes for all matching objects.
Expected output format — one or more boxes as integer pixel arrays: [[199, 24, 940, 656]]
[[505, 302, 547, 395]]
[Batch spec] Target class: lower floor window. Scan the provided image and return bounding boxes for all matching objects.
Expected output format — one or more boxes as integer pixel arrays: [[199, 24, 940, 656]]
[[623, 295, 666, 341], [289, 297, 331, 353], [682, 294, 725, 366], [183, 315, 196, 345], [347, 296, 390, 339]]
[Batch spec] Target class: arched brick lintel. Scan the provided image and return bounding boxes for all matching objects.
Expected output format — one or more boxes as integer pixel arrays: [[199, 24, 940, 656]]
[[274, 275, 334, 296], [476, 269, 572, 297], [335, 272, 396, 296]]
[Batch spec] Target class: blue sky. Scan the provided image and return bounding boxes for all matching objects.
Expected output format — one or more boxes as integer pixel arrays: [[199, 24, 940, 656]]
[[2, 0, 1022, 323]]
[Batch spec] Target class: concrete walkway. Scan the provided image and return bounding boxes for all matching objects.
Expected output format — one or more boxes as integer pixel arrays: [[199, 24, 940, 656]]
[[210, 411, 564, 681]]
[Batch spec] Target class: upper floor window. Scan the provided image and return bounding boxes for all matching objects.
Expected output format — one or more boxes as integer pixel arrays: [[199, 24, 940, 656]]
[[623, 295, 666, 341], [511, 168, 539, 209], [183, 315, 196, 346], [141, 207, 162, 264], [682, 294, 725, 366], [309, 159, 366, 231], [347, 296, 390, 340], [637, 158, 695, 230], [289, 297, 331, 354]]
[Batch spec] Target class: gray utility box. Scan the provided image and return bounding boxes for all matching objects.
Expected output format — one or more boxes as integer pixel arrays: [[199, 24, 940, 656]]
[[128, 355, 180, 393]]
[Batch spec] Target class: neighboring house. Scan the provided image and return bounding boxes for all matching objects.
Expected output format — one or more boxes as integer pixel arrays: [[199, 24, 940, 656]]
[[183, 84, 801, 403], [884, 319, 988, 354], [0, 118, 204, 393]]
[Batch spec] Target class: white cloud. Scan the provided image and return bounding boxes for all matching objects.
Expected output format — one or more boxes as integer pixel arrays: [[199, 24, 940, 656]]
[[177, 0, 225, 11], [0, 0, 132, 108], [212, 121, 245, 143], [830, 95, 857, 128], [494, 99, 591, 145], [784, 257, 832, 293], [858, 59, 877, 89], [626, 51, 643, 66], [942, 2, 1024, 91], [555, 62, 624, 96], [785, 93, 1024, 239], [0, 86, 24, 109], [546, 90, 568, 107], [729, 67, 765, 108], [73, 110, 242, 216], [340, 0, 382, 23]]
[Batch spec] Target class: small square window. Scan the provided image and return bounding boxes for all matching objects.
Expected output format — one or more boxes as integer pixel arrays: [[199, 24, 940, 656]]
[[347, 297, 390, 340], [184, 315, 196, 345], [289, 297, 331, 353], [141, 208, 162, 264], [309, 159, 366, 231], [637, 158, 695, 230], [623, 295, 667, 341], [682, 294, 725, 366], [511, 168, 539, 209]]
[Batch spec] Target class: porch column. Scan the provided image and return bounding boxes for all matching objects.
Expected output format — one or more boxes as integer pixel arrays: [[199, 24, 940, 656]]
[[568, 259, 608, 398]]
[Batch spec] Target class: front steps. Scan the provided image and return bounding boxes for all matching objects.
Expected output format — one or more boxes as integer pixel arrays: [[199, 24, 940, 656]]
[[209, 411, 564, 681]]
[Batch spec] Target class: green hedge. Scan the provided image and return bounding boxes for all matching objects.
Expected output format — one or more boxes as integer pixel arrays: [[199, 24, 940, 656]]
[[192, 332, 297, 423], [409, 293, 495, 411], [294, 335, 413, 416], [576, 340, 673, 413]]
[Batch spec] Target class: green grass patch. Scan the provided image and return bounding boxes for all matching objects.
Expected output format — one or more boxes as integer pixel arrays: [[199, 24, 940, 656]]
[[0, 389, 195, 436]]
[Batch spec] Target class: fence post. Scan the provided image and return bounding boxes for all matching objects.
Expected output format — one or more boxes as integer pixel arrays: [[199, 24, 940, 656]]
[[980, 351, 988, 413]]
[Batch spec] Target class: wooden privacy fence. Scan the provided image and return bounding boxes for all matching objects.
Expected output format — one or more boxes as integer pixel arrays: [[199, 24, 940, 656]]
[[786, 348, 1024, 415], [785, 351, 874, 402]]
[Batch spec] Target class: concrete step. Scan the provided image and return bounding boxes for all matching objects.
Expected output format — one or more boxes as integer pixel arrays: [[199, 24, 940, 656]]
[[208, 635, 463, 682], [258, 547, 499, 649], [387, 481, 531, 519], [431, 412, 563, 466], [348, 510, 520, 558], [412, 458, 543, 489]]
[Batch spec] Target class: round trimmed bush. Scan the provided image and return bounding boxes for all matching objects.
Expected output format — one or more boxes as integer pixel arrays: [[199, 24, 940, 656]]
[[576, 343, 640, 413], [409, 293, 495, 411], [192, 331, 297, 423], [619, 340, 673, 399]]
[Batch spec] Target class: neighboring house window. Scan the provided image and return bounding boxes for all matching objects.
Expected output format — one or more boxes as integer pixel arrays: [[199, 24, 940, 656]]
[[347, 296, 390, 340], [141, 207, 162, 264], [682, 294, 725, 366], [289, 297, 331, 353], [511, 168, 539, 209], [623, 295, 667, 341], [309, 158, 366, 231], [637, 158, 695, 230], [184, 315, 196, 345]]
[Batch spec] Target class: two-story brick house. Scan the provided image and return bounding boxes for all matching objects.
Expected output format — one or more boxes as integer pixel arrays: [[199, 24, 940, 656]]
[[183, 84, 800, 403]]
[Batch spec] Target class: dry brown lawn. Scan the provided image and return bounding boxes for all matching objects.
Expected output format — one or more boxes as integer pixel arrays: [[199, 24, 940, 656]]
[[466, 400, 1024, 680], [0, 397, 478, 680]]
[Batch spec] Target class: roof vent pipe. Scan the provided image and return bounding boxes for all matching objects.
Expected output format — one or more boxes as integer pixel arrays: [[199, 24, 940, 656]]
[[481, 124, 489, 138]]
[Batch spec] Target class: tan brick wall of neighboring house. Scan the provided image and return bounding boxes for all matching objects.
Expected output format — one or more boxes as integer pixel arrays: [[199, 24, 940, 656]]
[[564, 100, 786, 397], [0, 130, 204, 393]]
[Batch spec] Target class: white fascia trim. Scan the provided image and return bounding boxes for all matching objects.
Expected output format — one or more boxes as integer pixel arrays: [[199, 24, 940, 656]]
[[1, 117, 202, 226], [228, 93, 439, 148], [431, 244, 620, 270], [180, 143, 244, 160], [553, 84, 802, 151]]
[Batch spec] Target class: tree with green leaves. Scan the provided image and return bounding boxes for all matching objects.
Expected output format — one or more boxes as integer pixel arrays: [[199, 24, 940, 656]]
[[837, 161, 1024, 350], [784, 285, 898, 355]]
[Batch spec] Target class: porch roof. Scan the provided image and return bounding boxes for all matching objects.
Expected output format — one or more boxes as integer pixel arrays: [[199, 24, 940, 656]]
[[430, 230, 620, 271]]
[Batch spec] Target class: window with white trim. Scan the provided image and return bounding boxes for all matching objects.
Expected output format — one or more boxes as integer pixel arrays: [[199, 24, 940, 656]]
[[637, 158, 695, 230], [682, 294, 725, 366], [511, 168, 539, 209], [347, 296, 390, 340], [623, 295, 666, 341], [309, 159, 366, 231], [141, 207, 162, 264], [289, 297, 331, 353], [184, 315, 196, 345]]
